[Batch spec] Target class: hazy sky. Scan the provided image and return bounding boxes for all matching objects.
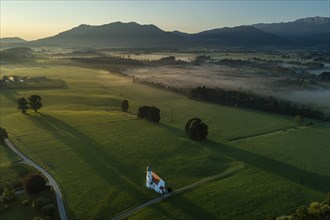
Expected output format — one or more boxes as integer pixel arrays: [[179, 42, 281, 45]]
[[1, 0, 329, 40]]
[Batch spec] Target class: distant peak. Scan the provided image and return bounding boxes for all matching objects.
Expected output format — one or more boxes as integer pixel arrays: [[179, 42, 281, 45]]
[[127, 21, 139, 25], [77, 24, 91, 28], [102, 21, 139, 26], [295, 16, 330, 24]]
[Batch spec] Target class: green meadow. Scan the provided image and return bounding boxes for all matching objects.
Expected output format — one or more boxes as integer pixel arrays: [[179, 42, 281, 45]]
[[230, 125, 330, 177], [0, 65, 329, 219], [129, 168, 324, 219], [0, 144, 20, 165]]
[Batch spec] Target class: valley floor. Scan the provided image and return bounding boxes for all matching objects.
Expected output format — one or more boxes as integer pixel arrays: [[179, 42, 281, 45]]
[[0, 64, 329, 219]]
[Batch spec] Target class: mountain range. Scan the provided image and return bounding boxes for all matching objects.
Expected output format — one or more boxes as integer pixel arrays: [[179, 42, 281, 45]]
[[1, 17, 329, 48]]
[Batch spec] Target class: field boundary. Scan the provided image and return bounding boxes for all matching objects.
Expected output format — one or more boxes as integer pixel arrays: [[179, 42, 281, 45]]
[[229, 125, 298, 142], [111, 163, 245, 220]]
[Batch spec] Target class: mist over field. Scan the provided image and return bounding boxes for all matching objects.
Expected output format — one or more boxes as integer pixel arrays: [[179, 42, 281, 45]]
[[125, 64, 330, 112]]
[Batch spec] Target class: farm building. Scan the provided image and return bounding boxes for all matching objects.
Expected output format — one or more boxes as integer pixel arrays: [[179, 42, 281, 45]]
[[8, 75, 20, 82], [146, 166, 167, 194]]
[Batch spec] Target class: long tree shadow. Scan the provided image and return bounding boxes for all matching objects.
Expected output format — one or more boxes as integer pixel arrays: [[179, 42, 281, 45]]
[[168, 194, 216, 219], [145, 194, 216, 220], [204, 139, 330, 193], [157, 122, 186, 137], [26, 113, 154, 215]]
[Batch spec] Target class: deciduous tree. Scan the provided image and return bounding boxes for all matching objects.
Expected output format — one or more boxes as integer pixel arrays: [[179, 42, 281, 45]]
[[24, 173, 46, 194], [137, 105, 160, 122], [185, 118, 208, 140], [17, 97, 29, 113], [294, 114, 304, 126], [28, 95, 42, 112], [121, 100, 129, 112], [0, 127, 8, 143]]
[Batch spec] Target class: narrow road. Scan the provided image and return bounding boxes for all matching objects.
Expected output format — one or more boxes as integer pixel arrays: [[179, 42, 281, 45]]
[[5, 139, 68, 220], [112, 164, 244, 220]]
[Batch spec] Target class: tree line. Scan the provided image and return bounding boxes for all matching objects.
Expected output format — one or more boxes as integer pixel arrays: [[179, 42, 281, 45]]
[[215, 58, 330, 82], [189, 86, 325, 120], [132, 78, 327, 120]]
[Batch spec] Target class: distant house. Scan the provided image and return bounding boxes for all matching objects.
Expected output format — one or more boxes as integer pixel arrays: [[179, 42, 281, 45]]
[[146, 166, 167, 194], [8, 76, 14, 81], [7, 75, 25, 83], [8, 75, 20, 82]]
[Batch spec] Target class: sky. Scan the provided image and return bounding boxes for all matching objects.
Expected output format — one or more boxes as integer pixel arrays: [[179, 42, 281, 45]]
[[1, 0, 329, 40]]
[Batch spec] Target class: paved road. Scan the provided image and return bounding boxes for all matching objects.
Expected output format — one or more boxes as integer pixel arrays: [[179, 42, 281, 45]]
[[112, 164, 244, 220], [5, 139, 68, 220]]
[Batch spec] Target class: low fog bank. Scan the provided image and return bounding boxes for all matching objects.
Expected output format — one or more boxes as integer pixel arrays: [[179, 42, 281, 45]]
[[124, 64, 330, 114]]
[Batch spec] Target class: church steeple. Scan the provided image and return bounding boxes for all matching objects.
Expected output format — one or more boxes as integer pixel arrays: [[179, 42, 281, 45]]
[[145, 165, 167, 194]]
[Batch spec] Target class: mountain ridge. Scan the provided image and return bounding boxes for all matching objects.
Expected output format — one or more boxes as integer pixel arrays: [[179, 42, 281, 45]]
[[253, 16, 329, 37], [2, 16, 329, 48], [31, 21, 186, 48]]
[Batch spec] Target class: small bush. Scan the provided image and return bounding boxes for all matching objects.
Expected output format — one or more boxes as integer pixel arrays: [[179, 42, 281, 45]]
[[34, 197, 50, 210], [2, 184, 15, 202], [308, 202, 322, 216], [21, 200, 29, 206], [277, 195, 330, 219], [41, 204, 55, 216], [294, 114, 304, 126]]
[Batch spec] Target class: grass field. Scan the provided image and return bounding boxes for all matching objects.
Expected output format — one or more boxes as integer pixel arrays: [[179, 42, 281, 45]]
[[0, 163, 34, 188], [129, 168, 325, 219], [0, 144, 20, 165], [230, 125, 330, 178], [0, 64, 329, 219]]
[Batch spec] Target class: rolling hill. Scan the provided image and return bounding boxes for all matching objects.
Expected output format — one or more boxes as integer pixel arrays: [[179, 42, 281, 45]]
[[0, 47, 35, 63], [0, 37, 27, 48], [0, 37, 26, 44]]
